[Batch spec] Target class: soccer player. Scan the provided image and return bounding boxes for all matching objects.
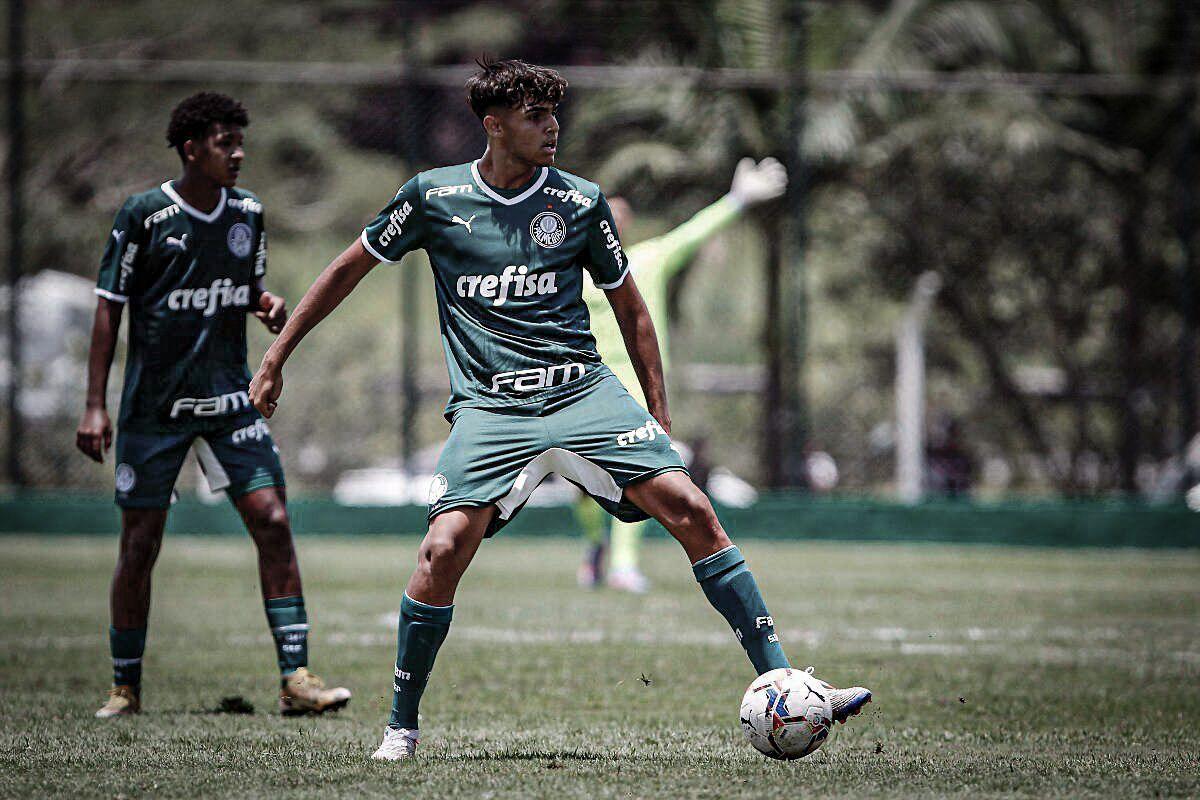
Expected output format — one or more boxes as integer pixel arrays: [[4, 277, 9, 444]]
[[576, 158, 788, 593], [76, 92, 350, 719], [248, 60, 871, 760]]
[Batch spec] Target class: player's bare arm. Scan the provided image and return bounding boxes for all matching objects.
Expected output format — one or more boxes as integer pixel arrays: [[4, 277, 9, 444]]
[[250, 239, 378, 417], [75, 297, 123, 463], [605, 273, 670, 433]]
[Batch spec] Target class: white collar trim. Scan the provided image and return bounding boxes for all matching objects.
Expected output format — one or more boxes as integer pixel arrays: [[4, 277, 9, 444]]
[[161, 181, 227, 223], [470, 161, 548, 206]]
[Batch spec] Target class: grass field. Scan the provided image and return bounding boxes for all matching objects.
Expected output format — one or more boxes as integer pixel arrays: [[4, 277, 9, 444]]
[[1, 534, 1198, 798]]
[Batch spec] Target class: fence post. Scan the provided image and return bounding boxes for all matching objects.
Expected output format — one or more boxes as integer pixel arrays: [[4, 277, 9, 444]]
[[7, 0, 25, 489], [1175, 0, 1198, 471], [762, 3, 808, 490]]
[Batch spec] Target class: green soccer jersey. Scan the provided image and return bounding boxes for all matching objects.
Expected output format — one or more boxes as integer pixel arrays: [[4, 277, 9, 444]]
[[96, 181, 268, 430], [584, 195, 742, 404], [361, 161, 629, 418]]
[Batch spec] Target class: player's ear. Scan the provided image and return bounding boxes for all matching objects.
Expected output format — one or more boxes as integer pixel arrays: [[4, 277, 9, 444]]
[[182, 138, 197, 164], [482, 112, 504, 139]]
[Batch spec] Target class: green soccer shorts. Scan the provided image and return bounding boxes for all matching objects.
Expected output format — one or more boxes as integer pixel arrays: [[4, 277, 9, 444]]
[[428, 372, 688, 535], [113, 412, 285, 509]]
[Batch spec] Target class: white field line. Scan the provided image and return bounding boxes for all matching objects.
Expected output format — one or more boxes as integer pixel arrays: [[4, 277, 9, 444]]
[[9, 622, 1199, 668]]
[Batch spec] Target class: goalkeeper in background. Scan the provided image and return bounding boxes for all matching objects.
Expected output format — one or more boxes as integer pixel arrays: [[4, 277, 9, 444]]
[[577, 157, 787, 593]]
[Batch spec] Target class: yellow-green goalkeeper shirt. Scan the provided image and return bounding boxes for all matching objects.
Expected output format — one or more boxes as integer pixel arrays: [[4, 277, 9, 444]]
[[585, 195, 742, 404]]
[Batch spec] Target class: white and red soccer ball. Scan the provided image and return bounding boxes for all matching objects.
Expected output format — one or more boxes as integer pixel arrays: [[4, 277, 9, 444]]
[[739, 667, 833, 760]]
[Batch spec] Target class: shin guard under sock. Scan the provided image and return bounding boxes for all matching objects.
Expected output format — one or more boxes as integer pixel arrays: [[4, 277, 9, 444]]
[[389, 593, 453, 730], [692, 545, 789, 674]]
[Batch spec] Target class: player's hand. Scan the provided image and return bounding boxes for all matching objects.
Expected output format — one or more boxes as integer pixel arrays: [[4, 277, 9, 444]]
[[255, 291, 288, 334], [649, 403, 672, 435], [75, 405, 112, 463], [250, 360, 283, 418], [728, 157, 787, 207]]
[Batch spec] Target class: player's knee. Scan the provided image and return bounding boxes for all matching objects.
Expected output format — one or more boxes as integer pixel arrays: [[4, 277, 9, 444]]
[[244, 498, 289, 534], [418, 526, 470, 577], [118, 531, 161, 574], [249, 505, 293, 551], [661, 487, 719, 535]]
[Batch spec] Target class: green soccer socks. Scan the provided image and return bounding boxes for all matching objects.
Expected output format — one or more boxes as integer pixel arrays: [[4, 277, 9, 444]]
[[109, 626, 147, 689], [264, 595, 308, 675], [389, 593, 453, 730], [692, 545, 789, 674]]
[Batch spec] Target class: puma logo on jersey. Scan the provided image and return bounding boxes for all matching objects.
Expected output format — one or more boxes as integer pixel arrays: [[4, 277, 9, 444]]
[[165, 234, 189, 252], [617, 419, 667, 447], [456, 265, 558, 306], [451, 214, 476, 234]]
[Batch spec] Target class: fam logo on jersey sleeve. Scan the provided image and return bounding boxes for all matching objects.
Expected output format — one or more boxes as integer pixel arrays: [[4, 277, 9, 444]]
[[227, 223, 254, 258], [530, 211, 566, 249]]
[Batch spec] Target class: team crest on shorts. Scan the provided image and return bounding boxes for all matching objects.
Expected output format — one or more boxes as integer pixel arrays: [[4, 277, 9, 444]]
[[530, 211, 566, 248], [428, 473, 449, 505], [227, 223, 254, 258], [115, 463, 137, 493]]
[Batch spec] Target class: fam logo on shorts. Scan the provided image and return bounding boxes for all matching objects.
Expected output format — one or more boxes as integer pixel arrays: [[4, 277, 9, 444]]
[[530, 211, 566, 249], [115, 463, 137, 493], [428, 473, 449, 505], [227, 223, 254, 258]]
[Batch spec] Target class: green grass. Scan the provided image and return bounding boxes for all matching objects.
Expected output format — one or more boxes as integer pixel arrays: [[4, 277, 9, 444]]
[[1, 535, 1198, 798]]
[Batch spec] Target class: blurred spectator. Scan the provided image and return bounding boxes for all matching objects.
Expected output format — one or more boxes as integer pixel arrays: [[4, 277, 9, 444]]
[[926, 415, 973, 498]]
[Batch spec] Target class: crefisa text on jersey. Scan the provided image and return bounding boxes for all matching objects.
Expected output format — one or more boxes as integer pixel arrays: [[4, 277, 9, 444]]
[[542, 187, 592, 208], [599, 219, 624, 269], [457, 265, 557, 307], [378, 201, 414, 248], [166, 278, 252, 317]]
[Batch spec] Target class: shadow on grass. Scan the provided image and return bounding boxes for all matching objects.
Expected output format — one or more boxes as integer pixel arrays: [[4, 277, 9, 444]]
[[436, 749, 608, 762]]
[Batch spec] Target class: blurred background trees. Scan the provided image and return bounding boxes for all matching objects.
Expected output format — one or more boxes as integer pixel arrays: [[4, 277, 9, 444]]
[[3, 0, 1197, 500]]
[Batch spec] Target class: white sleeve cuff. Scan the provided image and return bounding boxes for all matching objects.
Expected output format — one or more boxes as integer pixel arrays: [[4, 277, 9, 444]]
[[593, 266, 629, 291], [360, 230, 396, 263], [94, 287, 128, 303]]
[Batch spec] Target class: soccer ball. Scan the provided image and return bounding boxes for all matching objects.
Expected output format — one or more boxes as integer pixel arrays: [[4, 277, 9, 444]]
[[739, 668, 833, 760]]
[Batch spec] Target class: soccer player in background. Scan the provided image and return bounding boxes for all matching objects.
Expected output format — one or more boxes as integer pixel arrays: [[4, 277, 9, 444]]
[[576, 157, 788, 593], [248, 59, 871, 760], [76, 92, 350, 719]]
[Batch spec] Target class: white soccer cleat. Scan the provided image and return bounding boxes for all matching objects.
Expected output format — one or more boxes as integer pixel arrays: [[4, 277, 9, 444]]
[[606, 566, 650, 594], [805, 666, 872, 724], [371, 726, 420, 761]]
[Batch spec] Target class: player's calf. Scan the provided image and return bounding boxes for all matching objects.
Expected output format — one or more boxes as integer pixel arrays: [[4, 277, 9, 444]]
[[627, 473, 789, 674]]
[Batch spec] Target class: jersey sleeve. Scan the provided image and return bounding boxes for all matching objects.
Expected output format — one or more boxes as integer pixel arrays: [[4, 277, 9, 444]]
[[253, 210, 268, 280], [361, 176, 425, 263], [581, 193, 630, 290], [95, 198, 146, 303]]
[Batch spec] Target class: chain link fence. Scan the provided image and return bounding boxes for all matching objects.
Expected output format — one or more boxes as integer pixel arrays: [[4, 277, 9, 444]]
[[2, 0, 1197, 502]]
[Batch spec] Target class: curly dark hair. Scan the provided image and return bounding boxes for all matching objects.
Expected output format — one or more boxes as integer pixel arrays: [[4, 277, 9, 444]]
[[166, 92, 249, 160], [466, 58, 567, 120]]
